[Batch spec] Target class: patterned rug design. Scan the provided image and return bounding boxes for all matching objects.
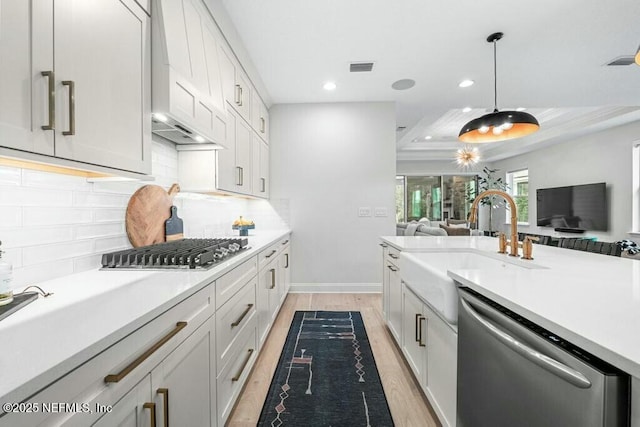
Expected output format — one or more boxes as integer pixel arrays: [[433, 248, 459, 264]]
[[258, 311, 394, 426]]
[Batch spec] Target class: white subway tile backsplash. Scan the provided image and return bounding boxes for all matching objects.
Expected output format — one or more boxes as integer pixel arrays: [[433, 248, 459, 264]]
[[23, 207, 93, 226], [22, 240, 95, 266], [0, 166, 21, 186], [73, 191, 128, 208], [0, 206, 22, 227], [4, 139, 286, 288], [23, 169, 92, 191], [0, 186, 73, 207], [94, 236, 130, 252], [12, 260, 75, 290], [75, 223, 124, 239], [0, 226, 74, 248], [94, 208, 126, 223]]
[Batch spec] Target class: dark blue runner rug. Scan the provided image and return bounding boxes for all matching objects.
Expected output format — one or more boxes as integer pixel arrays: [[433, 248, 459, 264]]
[[258, 311, 394, 426]]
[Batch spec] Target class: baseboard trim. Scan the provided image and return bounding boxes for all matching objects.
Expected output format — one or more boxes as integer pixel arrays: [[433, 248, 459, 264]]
[[289, 283, 382, 293]]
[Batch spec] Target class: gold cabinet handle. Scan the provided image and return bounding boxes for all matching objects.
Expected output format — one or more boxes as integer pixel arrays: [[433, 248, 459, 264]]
[[387, 265, 398, 272], [389, 253, 399, 259], [415, 313, 421, 342], [61, 80, 75, 136], [157, 388, 169, 427], [418, 316, 426, 347], [232, 349, 254, 381], [284, 253, 289, 269], [104, 322, 187, 383], [379, 243, 388, 248], [281, 240, 289, 245], [144, 402, 157, 427], [231, 303, 254, 327], [270, 268, 276, 289], [41, 71, 55, 130], [260, 117, 265, 133], [265, 249, 277, 259], [260, 178, 266, 193]]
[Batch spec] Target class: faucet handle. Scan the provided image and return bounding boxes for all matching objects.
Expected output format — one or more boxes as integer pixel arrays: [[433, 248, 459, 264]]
[[497, 232, 507, 254], [522, 236, 537, 260]]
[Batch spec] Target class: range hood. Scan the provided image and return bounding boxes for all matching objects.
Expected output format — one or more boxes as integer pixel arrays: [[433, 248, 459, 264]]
[[151, 0, 227, 148]]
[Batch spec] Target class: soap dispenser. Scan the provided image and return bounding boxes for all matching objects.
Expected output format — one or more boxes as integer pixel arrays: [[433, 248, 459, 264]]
[[0, 240, 14, 306]]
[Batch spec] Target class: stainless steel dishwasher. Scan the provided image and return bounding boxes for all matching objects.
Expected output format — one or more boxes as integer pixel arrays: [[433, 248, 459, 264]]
[[457, 287, 629, 427]]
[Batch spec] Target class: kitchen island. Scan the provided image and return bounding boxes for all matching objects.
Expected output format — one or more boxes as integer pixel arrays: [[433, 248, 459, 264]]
[[380, 235, 640, 426]]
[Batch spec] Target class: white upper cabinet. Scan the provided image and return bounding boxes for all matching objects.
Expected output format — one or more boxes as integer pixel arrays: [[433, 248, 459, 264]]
[[250, 89, 270, 144], [0, 0, 151, 175], [0, 0, 54, 156], [219, 44, 252, 121], [152, 0, 226, 147], [252, 134, 269, 198], [54, 0, 150, 173]]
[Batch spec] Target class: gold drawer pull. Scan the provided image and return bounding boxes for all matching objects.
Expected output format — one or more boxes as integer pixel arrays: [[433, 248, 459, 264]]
[[231, 303, 254, 327], [265, 249, 277, 259], [270, 268, 276, 289], [144, 402, 157, 427], [232, 348, 254, 381], [157, 388, 169, 427], [104, 322, 187, 383], [389, 253, 399, 259]]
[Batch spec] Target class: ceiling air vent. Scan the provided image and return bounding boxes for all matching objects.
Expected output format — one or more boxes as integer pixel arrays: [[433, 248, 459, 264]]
[[350, 62, 374, 72], [606, 56, 636, 66]]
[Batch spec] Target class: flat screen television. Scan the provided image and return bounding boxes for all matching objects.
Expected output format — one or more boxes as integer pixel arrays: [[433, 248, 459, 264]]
[[536, 182, 607, 231]]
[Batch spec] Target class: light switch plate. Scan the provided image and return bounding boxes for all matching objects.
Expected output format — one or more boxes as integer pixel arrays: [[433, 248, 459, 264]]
[[358, 207, 371, 217], [374, 207, 388, 217]]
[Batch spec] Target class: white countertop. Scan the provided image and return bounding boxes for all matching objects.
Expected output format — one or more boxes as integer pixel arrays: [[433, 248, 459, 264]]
[[381, 235, 640, 378], [0, 230, 290, 405]]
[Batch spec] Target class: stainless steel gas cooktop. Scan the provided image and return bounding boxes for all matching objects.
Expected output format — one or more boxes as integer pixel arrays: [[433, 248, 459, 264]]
[[101, 238, 249, 270]]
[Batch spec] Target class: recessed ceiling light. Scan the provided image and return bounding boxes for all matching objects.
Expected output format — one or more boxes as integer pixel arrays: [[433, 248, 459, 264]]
[[462, 107, 472, 113], [323, 81, 337, 91], [391, 79, 416, 90], [424, 136, 432, 140], [516, 107, 527, 111], [458, 79, 474, 88]]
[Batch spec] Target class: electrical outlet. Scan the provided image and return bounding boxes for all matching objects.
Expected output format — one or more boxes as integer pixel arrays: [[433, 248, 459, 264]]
[[374, 207, 388, 217], [358, 207, 371, 217]]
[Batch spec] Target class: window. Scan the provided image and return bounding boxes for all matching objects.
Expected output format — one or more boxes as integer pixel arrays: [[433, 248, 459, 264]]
[[506, 169, 529, 223], [397, 175, 477, 222]]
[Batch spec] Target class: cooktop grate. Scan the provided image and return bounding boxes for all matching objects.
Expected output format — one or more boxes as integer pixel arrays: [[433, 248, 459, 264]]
[[101, 238, 249, 270]]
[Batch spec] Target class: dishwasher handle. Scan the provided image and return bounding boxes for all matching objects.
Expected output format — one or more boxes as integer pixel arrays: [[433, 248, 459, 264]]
[[460, 297, 592, 389]]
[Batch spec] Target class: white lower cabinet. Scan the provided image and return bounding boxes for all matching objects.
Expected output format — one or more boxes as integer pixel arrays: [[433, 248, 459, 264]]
[[257, 235, 290, 346], [92, 375, 152, 427], [399, 283, 457, 427]]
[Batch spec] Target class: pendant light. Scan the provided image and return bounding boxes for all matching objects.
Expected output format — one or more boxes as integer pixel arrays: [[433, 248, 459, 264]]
[[458, 32, 539, 143]]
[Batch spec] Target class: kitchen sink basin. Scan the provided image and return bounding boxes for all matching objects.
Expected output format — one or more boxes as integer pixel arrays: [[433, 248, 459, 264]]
[[399, 251, 545, 324]]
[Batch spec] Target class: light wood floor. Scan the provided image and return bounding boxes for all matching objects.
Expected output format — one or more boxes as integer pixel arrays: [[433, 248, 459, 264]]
[[227, 293, 440, 427]]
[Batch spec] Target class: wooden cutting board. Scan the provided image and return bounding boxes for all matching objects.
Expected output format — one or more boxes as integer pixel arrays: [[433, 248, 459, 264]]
[[125, 183, 180, 247]]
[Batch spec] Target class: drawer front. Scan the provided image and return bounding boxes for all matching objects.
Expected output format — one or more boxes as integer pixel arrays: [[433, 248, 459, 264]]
[[258, 242, 280, 270], [216, 278, 257, 374], [387, 246, 401, 265], [0, 285, 213, 427], [216, 317, 257, 426], [277, 235, 290, 249], [215, 255, 257, 309]]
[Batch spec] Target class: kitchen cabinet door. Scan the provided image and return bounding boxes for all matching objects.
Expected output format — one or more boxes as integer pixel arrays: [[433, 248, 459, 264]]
[[257, 257, 277, 346], [216, 107, 238, 192], [218, 44, 251, 121], [252, 135, 269, 198], [401, 284, 427, 385], [150, 316, 216, 427], [235, 115, 253, 194], [278, 242, 291, 297], [425, 303, 457, 427], [250, 91, 269, 144], [53, 0, 150, 174], [0, 0, 53, 155], [92, 375, 152, 427], [387, 261, 402, 343]]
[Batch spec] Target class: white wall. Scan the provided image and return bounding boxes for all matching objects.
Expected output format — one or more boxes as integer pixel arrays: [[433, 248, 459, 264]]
[[270, 102, 396, 292], [0, 137, 286, 289], [490, 120, 640, 241]]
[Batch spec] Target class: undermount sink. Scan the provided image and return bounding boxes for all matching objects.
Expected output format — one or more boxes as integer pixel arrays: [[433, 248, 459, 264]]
[[399, 251, 545, 324]]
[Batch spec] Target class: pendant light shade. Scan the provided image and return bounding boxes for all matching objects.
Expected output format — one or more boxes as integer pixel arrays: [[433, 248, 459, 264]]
[[636, 47, 640, 66], [458, 32, 539, 143]]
